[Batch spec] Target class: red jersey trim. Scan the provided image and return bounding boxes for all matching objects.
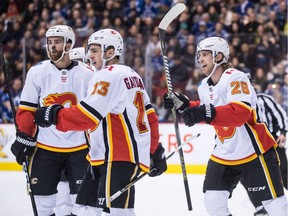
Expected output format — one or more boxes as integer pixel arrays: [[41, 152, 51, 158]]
[[77, 103, 99, 132]]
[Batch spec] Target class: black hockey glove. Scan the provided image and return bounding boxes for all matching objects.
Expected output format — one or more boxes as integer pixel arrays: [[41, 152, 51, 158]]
[[182, 104, 216, 127], [10, 131, 36, 165], [34, 104, 64, 127], [163, 92, 190, 111], [149, 144, 167, 177]]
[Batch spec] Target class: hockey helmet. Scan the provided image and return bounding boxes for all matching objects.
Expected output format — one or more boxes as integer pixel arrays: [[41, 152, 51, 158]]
[[69, 47, 86, 62], [196, 37, 229, 64], [87, 29, 123, 57], [46, 25, 75, 49]]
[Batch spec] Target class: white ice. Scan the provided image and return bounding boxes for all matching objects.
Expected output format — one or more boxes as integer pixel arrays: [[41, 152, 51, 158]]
[[0, 171, 258, 216]]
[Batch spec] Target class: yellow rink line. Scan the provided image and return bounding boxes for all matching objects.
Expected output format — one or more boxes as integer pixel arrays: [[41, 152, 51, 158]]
[[0, 163, 207, 174]]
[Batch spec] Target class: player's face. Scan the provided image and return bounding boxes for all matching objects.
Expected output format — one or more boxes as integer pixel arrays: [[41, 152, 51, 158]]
[[197, 50, 214, 76], [47, 36, 64, 61], [88, 44, 103, 70]]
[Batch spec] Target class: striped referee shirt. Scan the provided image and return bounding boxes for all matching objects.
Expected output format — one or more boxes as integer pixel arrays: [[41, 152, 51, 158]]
[[257, 93, 288, 136]]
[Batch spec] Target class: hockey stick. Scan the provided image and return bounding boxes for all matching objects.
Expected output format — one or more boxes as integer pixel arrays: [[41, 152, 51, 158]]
[[158, 3, 193, 211], [0, 44, 38, 216], [109, 133, 201, 202]]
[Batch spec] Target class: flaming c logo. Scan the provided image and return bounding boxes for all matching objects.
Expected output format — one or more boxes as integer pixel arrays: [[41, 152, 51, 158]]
[[215, 126, 236, 143], [43, 93, 77, 106]]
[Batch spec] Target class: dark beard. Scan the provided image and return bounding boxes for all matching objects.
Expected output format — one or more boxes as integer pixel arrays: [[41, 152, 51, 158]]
[[50, 50, 63, 61]]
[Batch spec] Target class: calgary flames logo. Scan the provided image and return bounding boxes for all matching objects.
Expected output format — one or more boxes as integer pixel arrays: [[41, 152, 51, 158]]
[[43, 93, 77, 106], [215, 126, 236, 143]]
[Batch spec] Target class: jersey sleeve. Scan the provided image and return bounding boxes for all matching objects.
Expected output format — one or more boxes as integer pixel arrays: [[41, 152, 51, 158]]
[[189, 100, 200, 107], [226, 72, 255, 105], [56, 105, 96, 132], [211, 72, 254, 127], [211, 102, 252, 127], [16, 66, 40, 136], [56, 70, 126, 131], [146, 104, 159, 154]]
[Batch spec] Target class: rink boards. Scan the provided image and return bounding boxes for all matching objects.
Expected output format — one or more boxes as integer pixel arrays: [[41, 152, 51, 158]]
[[0, 123, 215, 174]]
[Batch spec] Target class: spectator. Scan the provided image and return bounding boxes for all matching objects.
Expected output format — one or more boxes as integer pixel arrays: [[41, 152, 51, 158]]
[[208, 21, 230, 41], [194, 20, 209, 46], [0, 0, 287, 117], [169, 55, 189, 92]]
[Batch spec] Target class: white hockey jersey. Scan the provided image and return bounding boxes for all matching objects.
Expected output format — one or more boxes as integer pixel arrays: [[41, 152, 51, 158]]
[[55, 64, 159, 172], [17, 60, 94, 152], [198, 68, 276, 165]]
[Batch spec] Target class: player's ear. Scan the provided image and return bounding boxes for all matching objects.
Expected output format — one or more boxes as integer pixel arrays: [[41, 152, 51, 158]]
[[215, 52, 224, 63], [65, 42, 72, 52], [105, 47, 115, 59]]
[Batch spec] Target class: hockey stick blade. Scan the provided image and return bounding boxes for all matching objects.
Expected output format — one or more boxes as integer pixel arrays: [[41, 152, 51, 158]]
[[109, 133, 201, 202], [158, 3, 186, 31]]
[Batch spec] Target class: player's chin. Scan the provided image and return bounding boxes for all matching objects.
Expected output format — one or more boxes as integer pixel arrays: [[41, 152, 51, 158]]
[[202, 69, 210, 76]]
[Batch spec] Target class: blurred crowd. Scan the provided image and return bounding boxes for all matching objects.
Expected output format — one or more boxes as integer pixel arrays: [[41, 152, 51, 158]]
[[0, 0, 287, 123]]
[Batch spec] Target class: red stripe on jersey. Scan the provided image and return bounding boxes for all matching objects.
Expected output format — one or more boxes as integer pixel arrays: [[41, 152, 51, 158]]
[[109, 114, 132, 161], [211, 102, 251, 127], [225, 69, 237, 74], [147, 110, 160, 154], [246, 111, 277, 153], [56, 105, 96, 132], [16, 109, 37, 136], [189, 100, 200, 107]]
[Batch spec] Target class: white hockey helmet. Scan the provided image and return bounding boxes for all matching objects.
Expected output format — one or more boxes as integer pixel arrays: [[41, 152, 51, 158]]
[[46, 25, 75, 50], [87, 28, 123, 57], [69, 47, 86, 62], [196, 37, 229, 64]]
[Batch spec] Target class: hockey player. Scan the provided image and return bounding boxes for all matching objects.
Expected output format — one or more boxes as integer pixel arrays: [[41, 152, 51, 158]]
[[163, 37, 287, 216], [242, 90, 288, 216], [69, 47, 87, 63], [34, 28, 167, 216], [10, 25, 94, 216], [55, 46, 94, 216]]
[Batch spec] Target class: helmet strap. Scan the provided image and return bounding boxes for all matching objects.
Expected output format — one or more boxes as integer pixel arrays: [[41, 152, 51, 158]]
[[101, 48, 116, 69], [207, 56, 221, 78]]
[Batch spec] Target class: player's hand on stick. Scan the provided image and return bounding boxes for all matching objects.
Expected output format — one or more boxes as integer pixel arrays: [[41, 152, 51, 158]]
[[10, 131, 36, 165], [182, 104, 216, 127], [35, 104, 64, 127], [149, 143, 167, 177], [163, 92, 190, 111]]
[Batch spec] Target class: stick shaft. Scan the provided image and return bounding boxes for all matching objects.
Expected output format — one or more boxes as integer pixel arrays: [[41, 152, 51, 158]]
[[158, 3, 193, 211], [0, 44, 38, 216]]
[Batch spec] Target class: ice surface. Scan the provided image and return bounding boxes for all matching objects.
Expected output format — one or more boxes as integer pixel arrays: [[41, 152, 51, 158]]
[[0, 171, 257, 216]]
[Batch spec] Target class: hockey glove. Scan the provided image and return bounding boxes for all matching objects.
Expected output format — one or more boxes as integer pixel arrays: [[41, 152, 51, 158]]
[[182, 104, 216, 127], [35, 104, 64, 127], [163, 92, 190, 111], [10, 131, 36, 165], [149, 144, 167, 177]]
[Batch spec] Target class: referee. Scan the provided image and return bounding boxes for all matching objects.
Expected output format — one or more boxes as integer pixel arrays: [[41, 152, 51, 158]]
[[245, 92, 288, 216], [257, 93, 287, 188]]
